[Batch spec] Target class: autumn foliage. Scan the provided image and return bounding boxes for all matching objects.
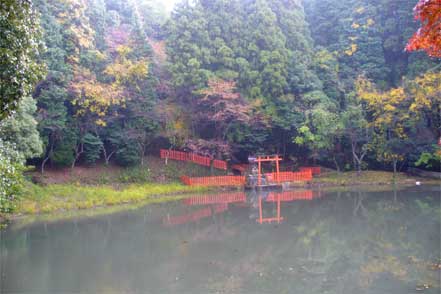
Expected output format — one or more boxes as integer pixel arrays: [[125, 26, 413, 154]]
[[406, 0, 441, 57], [198, 79, 250, 124]]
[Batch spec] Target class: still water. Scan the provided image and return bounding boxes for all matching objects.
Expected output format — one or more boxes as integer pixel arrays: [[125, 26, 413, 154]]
[[1, 186, 440, 294]]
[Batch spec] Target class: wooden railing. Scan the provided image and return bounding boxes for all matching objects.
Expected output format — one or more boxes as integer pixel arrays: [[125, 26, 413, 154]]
[[299, 166, 321, 175], [265, 170, 312, 183], [181, 175, 246, 187], [160, 149, 227, 170], [213, 159, 228, 170]]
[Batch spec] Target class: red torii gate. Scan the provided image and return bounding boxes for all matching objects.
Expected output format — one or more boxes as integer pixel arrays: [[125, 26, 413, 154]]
[[254, 155, 282, 186]]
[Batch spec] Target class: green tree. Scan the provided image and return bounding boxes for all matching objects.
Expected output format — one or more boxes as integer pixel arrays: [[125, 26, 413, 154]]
[[0, 0, 45, 119], [294, 91, 342, 169], [0, 96, 43, 160], [0, 139, 24, 213], [341, 94, 371, 174]]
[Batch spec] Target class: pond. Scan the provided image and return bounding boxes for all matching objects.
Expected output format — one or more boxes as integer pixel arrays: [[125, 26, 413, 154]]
[[1, 186, 440, 294]]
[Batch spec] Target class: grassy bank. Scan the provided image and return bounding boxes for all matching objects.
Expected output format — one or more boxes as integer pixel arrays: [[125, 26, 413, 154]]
[[312, 171, 439, 186], [31, 156, 227, 186], [17, 182, 209, 215], [10, 163, 438, 220]]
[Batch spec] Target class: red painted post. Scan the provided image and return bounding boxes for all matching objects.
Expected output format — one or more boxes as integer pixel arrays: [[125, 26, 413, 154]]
[[277, 194, 281, 224], [259, 196, 263, 224], [258, 157, 261, 186]]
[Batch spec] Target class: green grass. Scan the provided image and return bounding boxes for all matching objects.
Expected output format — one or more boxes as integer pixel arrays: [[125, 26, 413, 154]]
[[313, 170, 435, 186], [18, 182, 210, 215]]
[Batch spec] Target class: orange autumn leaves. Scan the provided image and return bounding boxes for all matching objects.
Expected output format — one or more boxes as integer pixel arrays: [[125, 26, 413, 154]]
[[406, 0, 441, 57]]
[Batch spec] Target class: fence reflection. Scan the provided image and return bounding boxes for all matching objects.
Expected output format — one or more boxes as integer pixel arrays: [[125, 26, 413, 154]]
[[162, 190, 317, 227]]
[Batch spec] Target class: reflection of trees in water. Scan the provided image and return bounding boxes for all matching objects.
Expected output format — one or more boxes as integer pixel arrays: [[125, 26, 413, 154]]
[[257, 189, 440, 294], [1, 188, 439, 293]]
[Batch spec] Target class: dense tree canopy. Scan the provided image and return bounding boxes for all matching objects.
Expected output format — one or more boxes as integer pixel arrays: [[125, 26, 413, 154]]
[[1, 0, 440, 184], [0, 0, 45, 120]]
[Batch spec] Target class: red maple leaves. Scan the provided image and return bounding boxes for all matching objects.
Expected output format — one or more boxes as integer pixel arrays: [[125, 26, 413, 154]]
[[406, 0, 441, 58]]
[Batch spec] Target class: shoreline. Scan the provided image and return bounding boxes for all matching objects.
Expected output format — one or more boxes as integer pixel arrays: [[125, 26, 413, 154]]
[[1, 170, 439, 225]]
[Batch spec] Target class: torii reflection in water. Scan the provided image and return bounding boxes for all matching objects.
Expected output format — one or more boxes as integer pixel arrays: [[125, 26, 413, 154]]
[[250, 190, 316, 224], [162, 190, 317, 227]]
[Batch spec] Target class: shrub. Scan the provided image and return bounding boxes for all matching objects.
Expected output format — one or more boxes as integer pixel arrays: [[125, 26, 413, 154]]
[[0, 139, 24, 213], [115, 142, 141, 166], [118, 166, 151, 183]]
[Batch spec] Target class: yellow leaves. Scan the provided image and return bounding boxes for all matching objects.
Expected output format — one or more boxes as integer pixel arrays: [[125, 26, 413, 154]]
[[384, 104, 396, 112], [409, 72, 441, 114], [313, 49, 338, 71], [357, 77, 406, 113], [70, 67, 124, 125], [355, 7, 365, 14], [57, 12, 68, 21], [104, 49, 149, 87], [355, 77, 378, 104], [366, 18, 375, 26], [91, 50, 107, 61], [56, 0, 94, 52], [96, 119, 106, 127], [345, 43, 358, 56], [389, 87, 405, 103], [174, 120, 184, 130], [351, 22, 361, 29], [116, 45, 133, 58], [356, 76, 410, 143], [70, 26, 93, 49]]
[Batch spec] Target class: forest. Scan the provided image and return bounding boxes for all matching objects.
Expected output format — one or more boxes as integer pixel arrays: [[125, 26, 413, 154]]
[[0, 0, 440, 212]]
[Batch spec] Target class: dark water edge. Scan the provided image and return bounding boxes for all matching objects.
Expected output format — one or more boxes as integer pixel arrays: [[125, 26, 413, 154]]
[[1, 185, 440, 294]]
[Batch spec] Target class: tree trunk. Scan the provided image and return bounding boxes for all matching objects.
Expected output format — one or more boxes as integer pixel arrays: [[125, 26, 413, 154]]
[[351, 140, 357, 172], [333, 156, 340, 172], [104, 150, 115, 165], [102, 146, 115, 165], [351, 139, 367, 177], [41, 156, 50, 174], [72, 143, 84, 169], [356, 161, 361, 176], [41, 139, 54, 174], [140, 143, 147, 166]]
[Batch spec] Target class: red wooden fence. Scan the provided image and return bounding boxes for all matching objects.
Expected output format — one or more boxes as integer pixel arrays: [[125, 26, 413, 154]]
[[299, 166, 321, 175], [192, 154, 211, 167], [265, 170, 312, 183], [213, 159, 228, 170], [181, 175, 246, 187], [160, 149, 227, 170]]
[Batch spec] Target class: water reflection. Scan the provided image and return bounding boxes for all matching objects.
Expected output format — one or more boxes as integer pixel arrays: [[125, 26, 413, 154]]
[[1, 186, 440, 294], [163, 190, 318, 226]]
